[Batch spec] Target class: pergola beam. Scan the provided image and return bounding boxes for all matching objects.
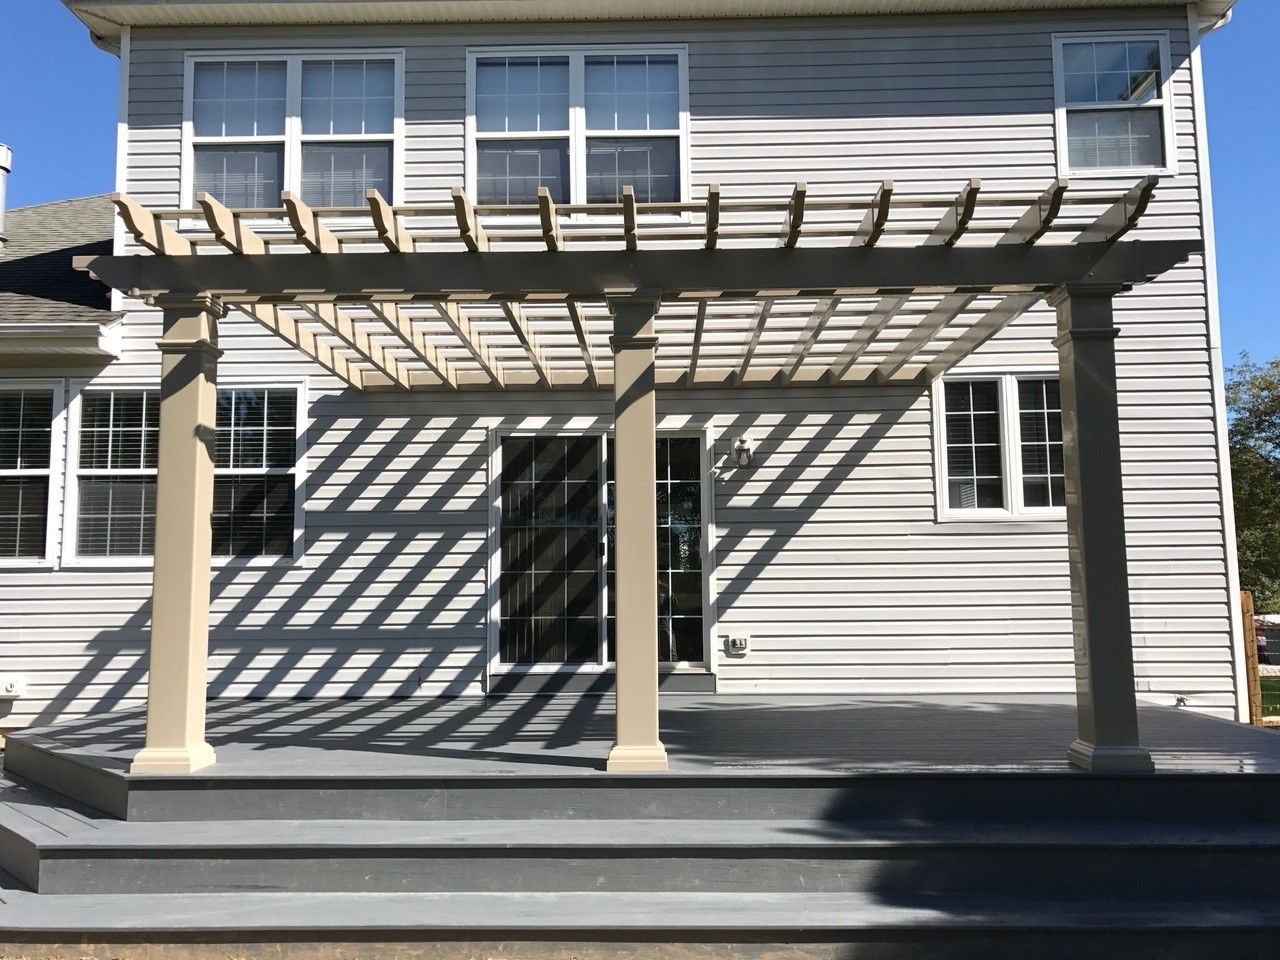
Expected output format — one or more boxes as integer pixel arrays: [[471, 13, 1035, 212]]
[[622, 186, 639, 252], [923, 293, 1043, 380], [431, 301, 504, 386], [566, 301, 599, 388], [1076, 175, 1159, 244], [368, 189, 414, 252], [538, 187, 564, 252], [704, 183, 721, 250], [735, 298, 774, 383], [501, 301, 552, 386], [870, 293, 977, 383], [302, 301, 413, 389], [367, 302, 459, 388], [687, 300, 708, 383], [282, 192, 340, 253], [826, 294, 909, 382], [198, 192, 406, 390], [779, 182, 806, 249], [779, 297, 839, 384], [79, 240, 1200, 304], [999, 179, 1068, 246], [852, 180, 893, 247], [926, 179, 981, 247], [452, 187, 490, 253]]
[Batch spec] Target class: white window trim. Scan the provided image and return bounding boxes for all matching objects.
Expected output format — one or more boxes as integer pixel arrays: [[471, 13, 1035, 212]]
[[933, 373, 1067, 522], [62, 379, 308, 569], [464, 44, 692, 212], [1051, 31, 1178, 179], [0, 379, 68, 570], [181, 49, 406, 209], [483, 424, 715, 685]]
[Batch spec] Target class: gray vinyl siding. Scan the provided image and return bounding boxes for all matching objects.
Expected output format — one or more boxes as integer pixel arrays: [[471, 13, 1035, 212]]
[[0, 7, 1239, 726]]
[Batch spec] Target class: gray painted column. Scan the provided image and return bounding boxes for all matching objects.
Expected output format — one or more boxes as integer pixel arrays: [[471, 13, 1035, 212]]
[[606, 293, 669, 772], [1049, 283, 1153, 773], [131, 294, 225, 775]]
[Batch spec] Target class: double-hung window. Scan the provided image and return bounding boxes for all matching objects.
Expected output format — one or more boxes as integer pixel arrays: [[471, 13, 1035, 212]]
[[188, 54, 400, 208], [0, 386, 60, 562], [69, 387, 301, 561], [939, 376, 1065, 517], [470, 48, 686, 205], [1052, 33, 1173, 174]]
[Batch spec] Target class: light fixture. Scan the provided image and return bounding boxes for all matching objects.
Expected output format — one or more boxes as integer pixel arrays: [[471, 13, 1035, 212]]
[[733, 436, 754, 469]]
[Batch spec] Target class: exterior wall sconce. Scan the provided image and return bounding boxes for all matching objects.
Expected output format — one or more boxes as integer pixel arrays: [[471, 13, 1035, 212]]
[[733, 436, 754, 468]]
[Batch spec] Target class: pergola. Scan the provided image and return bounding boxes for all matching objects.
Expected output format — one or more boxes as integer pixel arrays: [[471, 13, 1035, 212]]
[[78, 175, 1200, 775]]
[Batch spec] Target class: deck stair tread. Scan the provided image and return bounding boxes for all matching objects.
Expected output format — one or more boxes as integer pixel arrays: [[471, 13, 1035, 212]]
[[0, 890, 1277, 934], [23, 816, 1280, 852]]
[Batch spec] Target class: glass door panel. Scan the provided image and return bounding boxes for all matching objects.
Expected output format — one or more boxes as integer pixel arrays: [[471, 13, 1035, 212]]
[[499, 436, 602, 664], [606, 436, 705, 664]]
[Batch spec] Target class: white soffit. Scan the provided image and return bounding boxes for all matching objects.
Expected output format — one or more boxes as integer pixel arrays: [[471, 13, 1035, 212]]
[[66, 0, 1237, 44]]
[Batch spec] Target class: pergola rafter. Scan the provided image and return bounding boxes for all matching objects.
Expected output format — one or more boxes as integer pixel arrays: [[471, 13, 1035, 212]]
[[91, 178, 1196, 393]]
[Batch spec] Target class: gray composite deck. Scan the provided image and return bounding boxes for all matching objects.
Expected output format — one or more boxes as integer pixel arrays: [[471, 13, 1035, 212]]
[[15, 693, 1280, 778]]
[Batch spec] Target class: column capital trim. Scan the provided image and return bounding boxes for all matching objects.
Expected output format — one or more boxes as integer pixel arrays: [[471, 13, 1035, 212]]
[[146, 292, 229, 318], [1052, 327, 1122, 348], [605, 288, 664, 308], [154, 337, 225, 361], [609, 334, 660, 353], [1046, 282, 1130, 307]]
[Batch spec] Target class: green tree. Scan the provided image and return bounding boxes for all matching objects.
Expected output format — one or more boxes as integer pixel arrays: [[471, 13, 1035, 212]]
[[1227, 353, 1280, 610]]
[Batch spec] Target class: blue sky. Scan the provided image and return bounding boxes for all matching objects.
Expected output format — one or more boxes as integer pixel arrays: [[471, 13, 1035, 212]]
[[0, 0, 1274, 361]]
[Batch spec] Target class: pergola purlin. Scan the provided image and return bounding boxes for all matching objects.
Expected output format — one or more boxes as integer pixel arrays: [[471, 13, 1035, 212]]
[[75, 178, 1203, 778], [77, 176, 1196, 394]]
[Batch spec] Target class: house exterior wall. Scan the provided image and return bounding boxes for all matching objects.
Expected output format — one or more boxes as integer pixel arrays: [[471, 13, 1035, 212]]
[[0, 6, 1240, 726]]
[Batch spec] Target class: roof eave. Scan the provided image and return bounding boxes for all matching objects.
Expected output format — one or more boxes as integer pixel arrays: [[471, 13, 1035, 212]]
[[0, 318, 123, 363], [63, 0, 1238, 45]]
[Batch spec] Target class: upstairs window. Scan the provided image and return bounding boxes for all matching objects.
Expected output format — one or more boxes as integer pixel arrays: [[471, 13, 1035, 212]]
[[469, 48, 687, 205], [1053, 34, 1173, 174], [939, 376, 1065, 517], [188, 54, 400, 208]]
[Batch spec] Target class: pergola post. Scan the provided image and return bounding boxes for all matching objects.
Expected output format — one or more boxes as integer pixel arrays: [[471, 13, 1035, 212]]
[[607, 293, 669, 773], [1049, 283, 1154, 773], [130, 294, 225, 775]]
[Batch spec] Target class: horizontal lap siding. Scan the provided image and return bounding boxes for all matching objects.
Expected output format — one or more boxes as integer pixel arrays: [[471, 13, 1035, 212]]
[[0, 8, 1236, 725]]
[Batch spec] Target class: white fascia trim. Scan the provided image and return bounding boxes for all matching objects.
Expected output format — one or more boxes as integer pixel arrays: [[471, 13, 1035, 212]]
[[0, 321, 123, 358], [1187, 4, 1246, 722], [112, 24, 130, 313]]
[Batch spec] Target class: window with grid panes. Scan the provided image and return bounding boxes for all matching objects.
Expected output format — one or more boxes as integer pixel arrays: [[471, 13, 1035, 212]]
[[1055, 36, 1170, 172], [1017, 379, 1066, 508], [606, 436, 703, 664], [472, 50, 683, 205], [0, 389, 56, 559], [191, 56, 395, 208], [73, 388, 298, 559], [940, 377, 1066, 515], [943, 381, 1004, 510]]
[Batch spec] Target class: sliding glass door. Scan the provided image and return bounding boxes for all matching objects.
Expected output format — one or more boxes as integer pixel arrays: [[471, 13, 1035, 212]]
[[497, 434, 704, 668]]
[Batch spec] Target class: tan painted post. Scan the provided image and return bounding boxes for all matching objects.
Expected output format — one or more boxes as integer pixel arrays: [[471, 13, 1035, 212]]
[[1049, 283, 1153, 773], [1242, 591, 1263, 726], [606, 293, 669, 773], [130, 294, 225, 775]]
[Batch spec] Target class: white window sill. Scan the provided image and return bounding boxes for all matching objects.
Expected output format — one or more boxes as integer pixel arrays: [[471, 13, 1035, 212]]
[[936, 509, 1067, 523]]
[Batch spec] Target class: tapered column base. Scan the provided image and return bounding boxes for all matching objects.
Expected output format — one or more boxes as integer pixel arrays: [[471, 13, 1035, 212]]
[[1067, 739, 1154, 773], [606, 742, 669, 772], [130, 742, 216, 775]]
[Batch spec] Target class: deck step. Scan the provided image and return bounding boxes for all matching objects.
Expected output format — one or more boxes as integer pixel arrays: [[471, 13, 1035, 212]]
[[0, 888, 1277, 943], [8, 805, 1280, 897]]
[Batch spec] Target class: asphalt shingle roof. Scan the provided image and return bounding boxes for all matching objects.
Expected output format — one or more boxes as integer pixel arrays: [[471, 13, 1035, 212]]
[[0, 194, 117, 326]]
